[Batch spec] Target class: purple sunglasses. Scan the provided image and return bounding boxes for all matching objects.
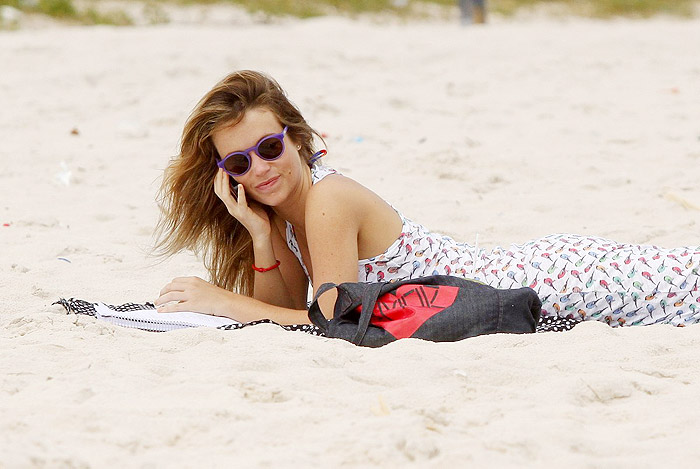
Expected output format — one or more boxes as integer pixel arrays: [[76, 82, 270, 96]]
[[217, 126, 288, 177]]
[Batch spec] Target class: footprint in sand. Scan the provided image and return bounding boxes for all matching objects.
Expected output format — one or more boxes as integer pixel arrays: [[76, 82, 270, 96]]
[[11, 264, 29, 273], [238, 382, 290, 403]]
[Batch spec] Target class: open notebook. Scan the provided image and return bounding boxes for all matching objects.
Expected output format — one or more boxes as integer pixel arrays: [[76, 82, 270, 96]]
[[94, 303, 240, 332]]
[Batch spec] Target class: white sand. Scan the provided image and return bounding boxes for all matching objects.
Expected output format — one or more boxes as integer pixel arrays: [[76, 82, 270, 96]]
[[2, 6, 700, 467]]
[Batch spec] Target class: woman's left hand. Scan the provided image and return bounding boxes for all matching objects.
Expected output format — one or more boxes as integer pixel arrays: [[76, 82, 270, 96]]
[[155, 276, 235, 318]]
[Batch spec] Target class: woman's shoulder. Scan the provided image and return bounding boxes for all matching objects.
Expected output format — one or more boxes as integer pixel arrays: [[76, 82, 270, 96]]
[[305, 167, 404, 256], [307, 167, 368, 205], [306, 168, 396, 225]]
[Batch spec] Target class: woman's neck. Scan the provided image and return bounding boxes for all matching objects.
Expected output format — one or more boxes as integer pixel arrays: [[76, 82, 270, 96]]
[[272, 164, 313, 230]]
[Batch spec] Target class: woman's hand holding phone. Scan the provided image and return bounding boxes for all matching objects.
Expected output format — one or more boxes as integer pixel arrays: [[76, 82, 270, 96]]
[[213, 169, 271, 240]]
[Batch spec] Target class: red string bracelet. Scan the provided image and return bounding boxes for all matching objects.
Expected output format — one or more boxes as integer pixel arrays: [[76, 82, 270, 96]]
[[252, 260, 281, 272]]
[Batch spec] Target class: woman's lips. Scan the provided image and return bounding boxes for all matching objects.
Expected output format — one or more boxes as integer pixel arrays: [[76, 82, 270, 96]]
[[256, 176, 280, 191]]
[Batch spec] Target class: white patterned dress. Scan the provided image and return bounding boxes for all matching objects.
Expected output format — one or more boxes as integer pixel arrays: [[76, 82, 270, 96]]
[[287, 166, 700, 327]]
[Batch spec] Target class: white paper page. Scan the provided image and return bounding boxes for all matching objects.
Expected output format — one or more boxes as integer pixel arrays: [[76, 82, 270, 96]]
[[95, 303, 240, 328]]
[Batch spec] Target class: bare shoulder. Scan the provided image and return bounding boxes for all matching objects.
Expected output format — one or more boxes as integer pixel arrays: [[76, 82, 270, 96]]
[[305, 172, 403, 261], [305, 173, 375, 215]]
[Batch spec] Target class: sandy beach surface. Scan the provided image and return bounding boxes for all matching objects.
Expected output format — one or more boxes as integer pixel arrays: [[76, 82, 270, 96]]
[[2, 4, 700, 467]]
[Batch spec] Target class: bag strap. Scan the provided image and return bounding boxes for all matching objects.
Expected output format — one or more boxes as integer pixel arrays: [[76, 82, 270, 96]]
[[352, 282, 385, 345], [307, 282, 338, 327]]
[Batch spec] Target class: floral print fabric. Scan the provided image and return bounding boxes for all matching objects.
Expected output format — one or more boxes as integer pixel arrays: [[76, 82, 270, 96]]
[[287, 167, 700, 326]]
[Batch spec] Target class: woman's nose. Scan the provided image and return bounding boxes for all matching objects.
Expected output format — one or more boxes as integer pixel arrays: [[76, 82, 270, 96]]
[[248, 151, 272, 175]]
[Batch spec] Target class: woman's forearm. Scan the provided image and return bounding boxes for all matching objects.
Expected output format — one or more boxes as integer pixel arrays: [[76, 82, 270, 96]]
[[222, 292, 311, 325], [156, 276, 310, 324], [251, 235, 295, 308]]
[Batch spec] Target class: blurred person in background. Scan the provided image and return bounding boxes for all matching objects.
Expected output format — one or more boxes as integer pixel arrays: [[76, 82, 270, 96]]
[[459, 0, 486, 24]]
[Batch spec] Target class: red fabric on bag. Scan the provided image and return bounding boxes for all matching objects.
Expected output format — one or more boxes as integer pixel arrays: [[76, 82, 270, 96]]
[[359, 284, 460, 338]]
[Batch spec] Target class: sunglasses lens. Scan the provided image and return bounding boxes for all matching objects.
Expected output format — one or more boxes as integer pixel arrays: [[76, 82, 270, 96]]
[[223, 154, 250, 176], [257, 136, 284, 160]]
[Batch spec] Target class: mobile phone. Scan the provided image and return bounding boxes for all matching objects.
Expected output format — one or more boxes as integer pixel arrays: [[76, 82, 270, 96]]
[[230, 180, 239, 201]]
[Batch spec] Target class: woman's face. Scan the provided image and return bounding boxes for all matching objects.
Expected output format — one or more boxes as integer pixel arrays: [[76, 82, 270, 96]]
[[212, 108, 305, 207]]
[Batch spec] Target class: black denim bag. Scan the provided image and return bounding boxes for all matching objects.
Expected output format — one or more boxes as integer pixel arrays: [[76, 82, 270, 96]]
[[308, 275, 541, 348]]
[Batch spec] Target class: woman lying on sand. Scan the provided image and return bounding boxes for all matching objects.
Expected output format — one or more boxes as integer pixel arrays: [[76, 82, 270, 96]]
[[154, 70, 700, 327]]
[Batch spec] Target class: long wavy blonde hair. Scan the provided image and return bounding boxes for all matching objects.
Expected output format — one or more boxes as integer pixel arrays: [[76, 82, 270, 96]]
[[153, 70, 323, 296]]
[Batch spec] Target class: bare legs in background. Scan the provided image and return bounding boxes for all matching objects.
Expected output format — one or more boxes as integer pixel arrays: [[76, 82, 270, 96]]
[[459, 0, 486, 24]]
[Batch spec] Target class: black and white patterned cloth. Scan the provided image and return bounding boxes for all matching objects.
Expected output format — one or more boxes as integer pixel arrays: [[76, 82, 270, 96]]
[[536, 315, 582, 333], [53, 298, 323, 335], [54, 298, 581, 335]]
